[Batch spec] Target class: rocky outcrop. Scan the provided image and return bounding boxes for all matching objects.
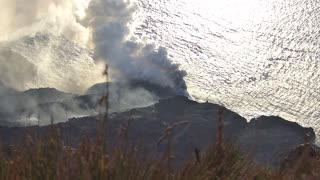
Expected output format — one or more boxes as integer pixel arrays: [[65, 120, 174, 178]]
[[239, 116, 315, 167], [0, 96, 315, 168], [278, 143, 320, 178], [280, 143, 320, 170]]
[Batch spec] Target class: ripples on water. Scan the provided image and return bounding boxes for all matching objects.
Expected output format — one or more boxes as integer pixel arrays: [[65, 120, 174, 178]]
[[136, 0, 320, 142]]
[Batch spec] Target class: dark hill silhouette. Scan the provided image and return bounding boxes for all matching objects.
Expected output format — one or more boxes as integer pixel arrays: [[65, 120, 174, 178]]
[[0, 96, 315, 168]]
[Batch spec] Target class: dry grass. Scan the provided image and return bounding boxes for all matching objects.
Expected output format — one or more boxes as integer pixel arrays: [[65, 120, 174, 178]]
[[0, 109, 319, 180], [0, 129, 273, 180]]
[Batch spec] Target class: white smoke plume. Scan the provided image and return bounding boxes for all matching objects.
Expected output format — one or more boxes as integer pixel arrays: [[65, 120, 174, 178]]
[[0, 0, 188, 95], [0, 0, 189, 125], [0, 0, 107, 93], [82, 0, 188, 95]]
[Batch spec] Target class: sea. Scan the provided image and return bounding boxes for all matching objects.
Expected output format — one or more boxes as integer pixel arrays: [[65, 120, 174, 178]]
[[135, 0, 320, 142]]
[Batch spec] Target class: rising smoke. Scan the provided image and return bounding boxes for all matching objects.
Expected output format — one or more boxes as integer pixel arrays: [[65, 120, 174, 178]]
[[0, 0, 105, 93], [0, 0, 188, 95], [82, 0, 188, 95], [0, 0, 189, 125]]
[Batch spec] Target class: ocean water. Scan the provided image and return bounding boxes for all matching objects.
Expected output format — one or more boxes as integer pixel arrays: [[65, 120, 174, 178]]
[[135, 0, 320, 141], [1, 0, 320, 143]]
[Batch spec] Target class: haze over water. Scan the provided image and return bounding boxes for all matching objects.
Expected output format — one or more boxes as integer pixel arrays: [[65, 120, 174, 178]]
[[136, 0, 320, 142]]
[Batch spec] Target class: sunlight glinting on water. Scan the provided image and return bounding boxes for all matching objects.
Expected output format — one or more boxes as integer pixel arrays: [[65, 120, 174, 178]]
[[136, 0, 320, 143]]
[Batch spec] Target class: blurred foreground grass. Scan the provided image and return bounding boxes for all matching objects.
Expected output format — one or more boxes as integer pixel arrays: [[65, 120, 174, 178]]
[[0, 120, 318, 180]]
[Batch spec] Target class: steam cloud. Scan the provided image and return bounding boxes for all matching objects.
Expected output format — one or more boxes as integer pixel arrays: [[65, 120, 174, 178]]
[[0, 0, 189, 125], [0, 0, 105, 93], [83, 0, 188, 95], [0, 0, 188, 95]]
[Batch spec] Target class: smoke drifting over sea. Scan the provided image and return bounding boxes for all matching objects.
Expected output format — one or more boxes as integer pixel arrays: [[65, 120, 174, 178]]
[[0, 0, 189, 125], [0, 0, 188, 95], [0, 0, 103, 93]]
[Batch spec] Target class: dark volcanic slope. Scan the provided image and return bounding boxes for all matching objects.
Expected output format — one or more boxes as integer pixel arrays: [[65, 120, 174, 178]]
[[0, 79, 190, 126], [0, 96, 315, 167], [87, 81, 178, 98]]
